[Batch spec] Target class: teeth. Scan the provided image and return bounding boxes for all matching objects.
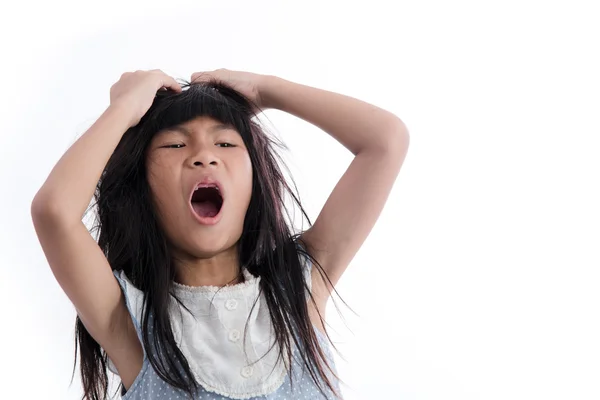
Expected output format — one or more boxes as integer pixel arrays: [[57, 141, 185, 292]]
[[195, 183, 220, 192]]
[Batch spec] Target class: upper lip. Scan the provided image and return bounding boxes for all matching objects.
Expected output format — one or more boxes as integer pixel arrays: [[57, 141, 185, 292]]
[[188, 176, 225, 203]]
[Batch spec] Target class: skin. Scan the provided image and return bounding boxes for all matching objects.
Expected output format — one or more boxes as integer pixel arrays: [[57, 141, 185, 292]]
[[31, 69, 408, 392], [145, 115, 253, 287]]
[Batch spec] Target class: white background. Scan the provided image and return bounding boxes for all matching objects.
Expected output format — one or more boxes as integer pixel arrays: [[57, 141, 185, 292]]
[[1, 0, 599, 399]]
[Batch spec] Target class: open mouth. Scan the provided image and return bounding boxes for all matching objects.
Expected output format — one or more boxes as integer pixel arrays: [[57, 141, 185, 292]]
[[191, 186, 224, 219]]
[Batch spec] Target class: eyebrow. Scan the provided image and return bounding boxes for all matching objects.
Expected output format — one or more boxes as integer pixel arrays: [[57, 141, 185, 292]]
[[159, 122, 237, 137]]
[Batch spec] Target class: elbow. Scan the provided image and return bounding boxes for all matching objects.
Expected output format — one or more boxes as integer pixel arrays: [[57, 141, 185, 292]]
[[368, 125, 410, 172], [390, 123, 410, 151], [30, 195, 78, 239], [31, 193, 56, 224], [31, 189, 88, 227], [391, 117, 410, 144], [31, 191, 70, 225], [370, 121, 410, 157]]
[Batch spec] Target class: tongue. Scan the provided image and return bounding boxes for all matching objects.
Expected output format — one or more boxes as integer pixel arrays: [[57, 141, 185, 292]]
[[192, 201, 219, 218]]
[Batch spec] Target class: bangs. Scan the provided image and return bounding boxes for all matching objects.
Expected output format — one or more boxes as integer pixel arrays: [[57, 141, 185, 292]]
[[142, 80, 255, 141]]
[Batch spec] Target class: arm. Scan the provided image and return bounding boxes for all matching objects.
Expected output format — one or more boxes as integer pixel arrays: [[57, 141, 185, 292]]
[[260, 76, 410, 306], [31, 105, 143, 386], [32, 106, 133, 222], [260, 76, 408, 156]]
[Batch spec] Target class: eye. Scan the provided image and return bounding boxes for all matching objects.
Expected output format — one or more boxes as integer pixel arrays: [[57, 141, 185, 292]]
[[217, 143, 235, 148], [163, 144, 185, 149]]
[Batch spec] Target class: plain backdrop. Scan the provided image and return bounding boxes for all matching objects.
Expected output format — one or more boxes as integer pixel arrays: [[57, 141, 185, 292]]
[[1, 0, 599, 399]]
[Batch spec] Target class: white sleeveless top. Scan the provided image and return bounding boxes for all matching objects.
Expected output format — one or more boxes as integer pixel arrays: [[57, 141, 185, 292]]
[[106, 254, 341, 399]]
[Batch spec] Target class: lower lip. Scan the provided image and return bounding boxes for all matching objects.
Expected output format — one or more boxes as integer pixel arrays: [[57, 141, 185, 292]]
[[189, 202, 224, 226]]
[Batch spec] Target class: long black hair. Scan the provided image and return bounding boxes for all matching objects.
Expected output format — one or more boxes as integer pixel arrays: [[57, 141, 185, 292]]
[[72, 78, 352, 399]]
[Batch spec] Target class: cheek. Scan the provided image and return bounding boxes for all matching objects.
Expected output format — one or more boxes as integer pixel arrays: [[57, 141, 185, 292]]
[[241, 155, 253, 197], [146, 162, 164, 199], [147, 153, 177, 190], [146, 159, 177, 216]]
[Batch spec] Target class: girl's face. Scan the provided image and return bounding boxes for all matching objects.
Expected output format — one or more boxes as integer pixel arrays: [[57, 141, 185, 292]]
[[145, 116, 253, 259]]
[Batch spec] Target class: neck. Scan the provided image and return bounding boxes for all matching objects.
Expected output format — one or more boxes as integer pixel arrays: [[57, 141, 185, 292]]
[[172, 246, 244, 287]]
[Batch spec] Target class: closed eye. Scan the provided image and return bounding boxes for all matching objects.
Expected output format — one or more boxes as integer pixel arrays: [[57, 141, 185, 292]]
[[162, 143, 236, 149]]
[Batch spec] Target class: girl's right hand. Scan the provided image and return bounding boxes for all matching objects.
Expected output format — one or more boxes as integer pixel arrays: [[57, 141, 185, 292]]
[[109, 69, 182, 127]]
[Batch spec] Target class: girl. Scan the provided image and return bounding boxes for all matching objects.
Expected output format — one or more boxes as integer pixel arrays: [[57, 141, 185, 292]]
[[31, 68, 409, 400]]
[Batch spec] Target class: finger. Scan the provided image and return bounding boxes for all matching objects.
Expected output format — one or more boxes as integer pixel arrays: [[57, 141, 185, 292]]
[[167, 76, 183, 92], [191, 72, 214, 83], [161, 75, 183, 92], [149, 70, 180, 92]]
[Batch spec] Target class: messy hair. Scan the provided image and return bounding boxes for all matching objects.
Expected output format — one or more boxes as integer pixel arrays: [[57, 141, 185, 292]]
[[73, 79, 351, 399]]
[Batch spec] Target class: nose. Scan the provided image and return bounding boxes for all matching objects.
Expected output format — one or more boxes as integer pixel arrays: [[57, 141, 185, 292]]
[[190, 145, 220, 167]]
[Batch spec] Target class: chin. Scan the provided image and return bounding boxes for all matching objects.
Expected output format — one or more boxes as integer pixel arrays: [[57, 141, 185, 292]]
[[186, 234, 235, 258]]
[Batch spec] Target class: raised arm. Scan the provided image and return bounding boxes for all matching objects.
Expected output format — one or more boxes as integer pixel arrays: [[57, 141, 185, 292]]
[[260, 76, 410, 307], [31, 70, 182, 389], [31, 104, 144, 387]]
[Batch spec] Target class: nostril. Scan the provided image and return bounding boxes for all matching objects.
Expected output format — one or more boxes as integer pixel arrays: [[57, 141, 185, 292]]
[[192, 161, 218, 166]]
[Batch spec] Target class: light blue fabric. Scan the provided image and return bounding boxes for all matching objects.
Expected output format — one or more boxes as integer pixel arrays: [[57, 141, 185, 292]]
[[111, 270, 341, 400]]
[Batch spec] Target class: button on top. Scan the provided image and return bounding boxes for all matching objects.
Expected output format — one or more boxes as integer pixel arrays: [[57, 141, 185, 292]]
[[225, 299, 238, 310], [228, 329, 241, 342], [241, 366, 254, 378]]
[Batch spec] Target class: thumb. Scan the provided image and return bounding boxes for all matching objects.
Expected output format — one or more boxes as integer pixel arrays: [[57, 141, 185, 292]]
[[191, 71, 215, 83]]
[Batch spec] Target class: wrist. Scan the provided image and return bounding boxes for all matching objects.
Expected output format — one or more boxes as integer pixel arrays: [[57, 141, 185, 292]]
[[106, 103, 137, 129], [258, 75, 284, 111]]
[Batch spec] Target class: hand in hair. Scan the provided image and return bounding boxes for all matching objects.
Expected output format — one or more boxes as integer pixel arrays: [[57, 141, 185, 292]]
[[191, 68, 269, 114], [110, 69, 183, 127]]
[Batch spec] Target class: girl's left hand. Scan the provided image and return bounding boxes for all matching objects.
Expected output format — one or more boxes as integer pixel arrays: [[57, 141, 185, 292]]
[[190, 68, 269, 113]]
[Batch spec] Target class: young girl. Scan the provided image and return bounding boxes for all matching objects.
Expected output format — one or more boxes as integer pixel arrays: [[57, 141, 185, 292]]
[[31, 68, 409, 400]]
